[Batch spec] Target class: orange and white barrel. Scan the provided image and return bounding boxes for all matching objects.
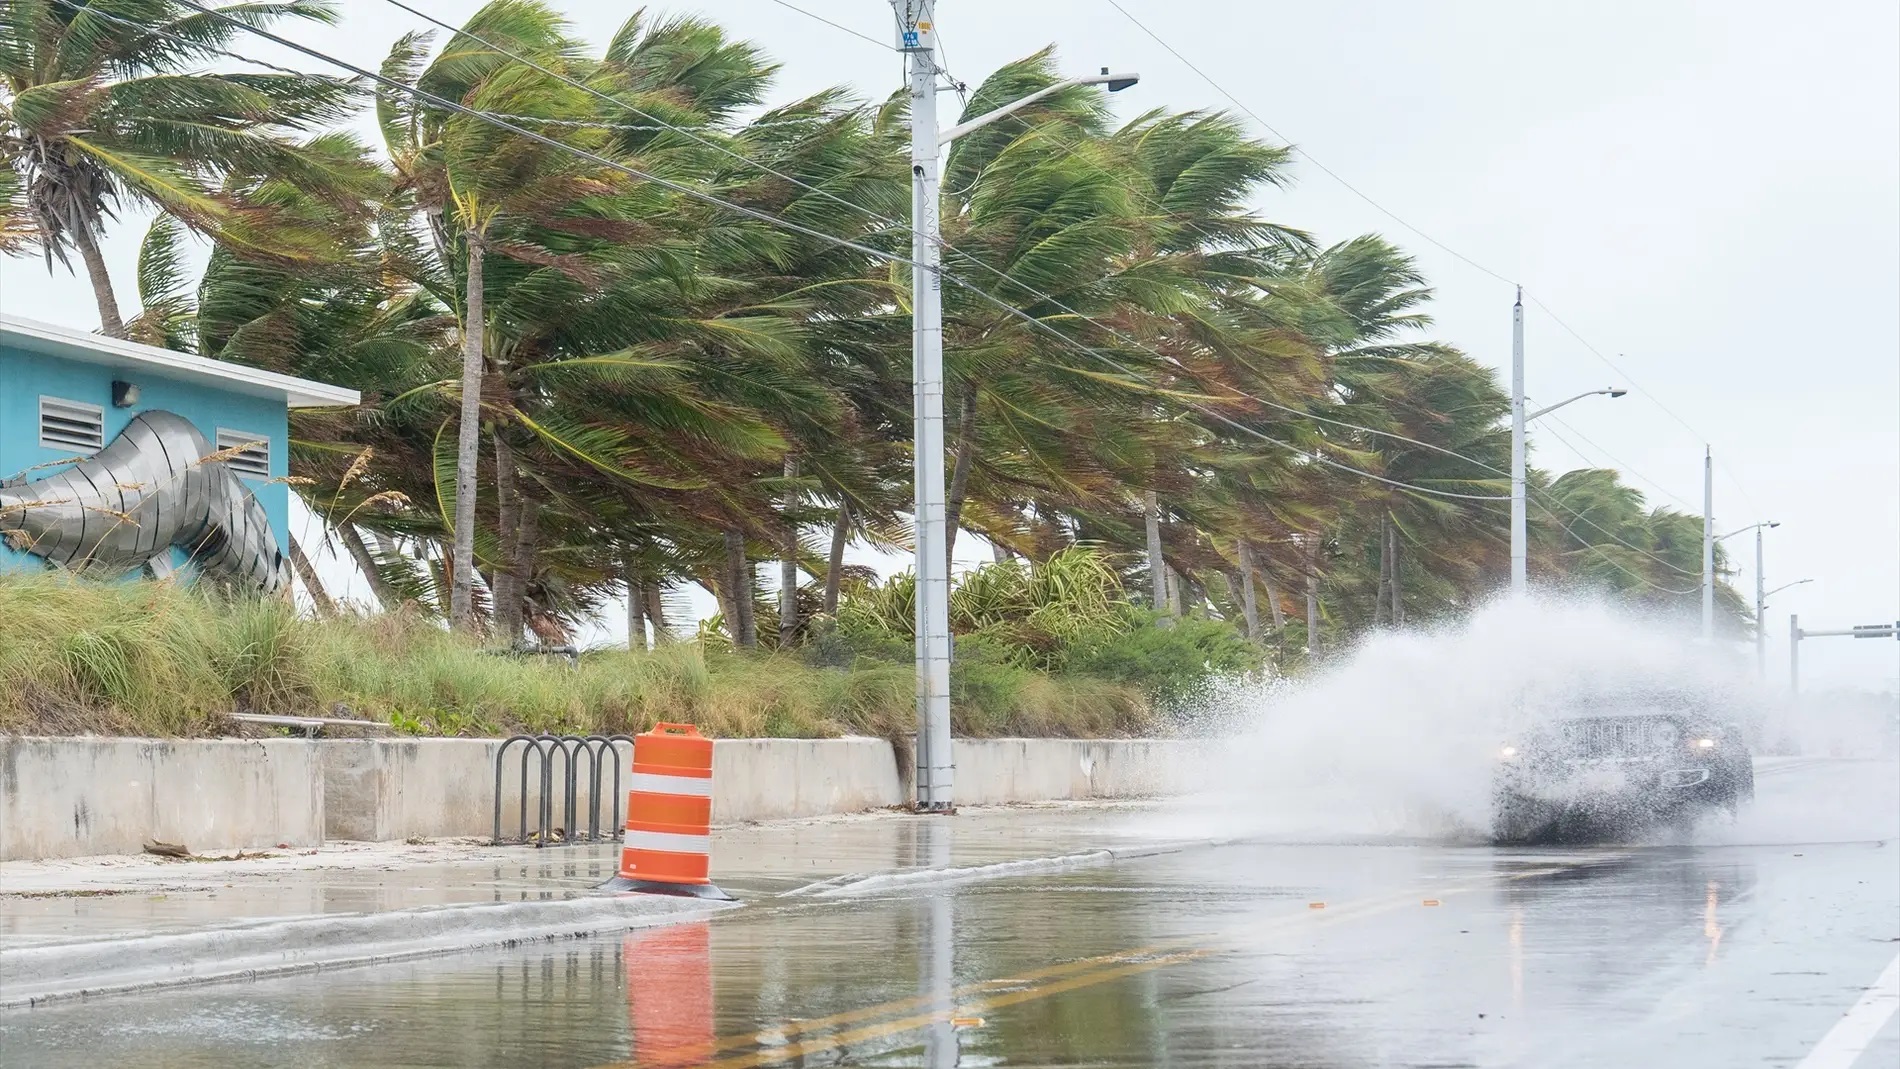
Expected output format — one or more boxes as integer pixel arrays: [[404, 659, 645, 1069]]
[[601, 723, 732, 900], [624, 921, 714, 1067]]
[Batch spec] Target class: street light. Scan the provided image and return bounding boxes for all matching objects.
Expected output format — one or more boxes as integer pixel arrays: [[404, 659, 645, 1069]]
[[1509, 288, 1626, 595], [893, 0, 1137, 812], [1763, 578, 1812, 599], [1526, 388, 1627, 421], [1718, 520, 1782, 674]]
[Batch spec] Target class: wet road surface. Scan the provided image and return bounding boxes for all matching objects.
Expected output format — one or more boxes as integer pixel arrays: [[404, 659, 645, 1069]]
[[2, 758, 1895, 1068]]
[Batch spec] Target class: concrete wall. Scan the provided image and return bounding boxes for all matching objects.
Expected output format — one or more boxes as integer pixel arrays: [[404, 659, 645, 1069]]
[[0, 736, 1196, 860], [0, 738, 323, 861], [950, 739, 1205, 805], [712, 738, 903, 822]]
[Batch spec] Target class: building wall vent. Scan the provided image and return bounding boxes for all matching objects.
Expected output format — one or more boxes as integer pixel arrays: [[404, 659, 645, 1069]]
[[38, 396, 105, 453], [215, 428, 271, 480]]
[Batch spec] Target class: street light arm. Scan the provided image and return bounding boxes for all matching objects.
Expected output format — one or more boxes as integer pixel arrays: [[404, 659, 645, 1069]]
[[1526, 387, 1625, 422], [1762, 578, 1813, 599], [939, 73, 1139, 145]]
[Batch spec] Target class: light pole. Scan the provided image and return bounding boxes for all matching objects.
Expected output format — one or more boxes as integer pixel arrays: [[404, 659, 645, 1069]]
[[1508, 288, 1625, 595], [892, 1, 1137, 811], [1760, 577, 1811, 677], [1717, 520, 1781, 673], [1702, 447, 1714, 640]]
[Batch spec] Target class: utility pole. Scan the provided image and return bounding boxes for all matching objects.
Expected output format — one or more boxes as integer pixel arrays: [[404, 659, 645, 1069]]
[[1509, 287, 1527, 595], [1789, 614, 1800, 693], [1720, 520, 1784, 672], [1144, 490, 1167, 613], [1754, 525, 1765, 675], [892, 1, 1137, 811], [1701, 446, 1714, 641], [896, 0, 953, 812]]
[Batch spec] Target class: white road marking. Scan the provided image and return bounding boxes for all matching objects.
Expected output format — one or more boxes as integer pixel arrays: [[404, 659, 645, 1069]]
[[1797, 953, 1900, 1069]]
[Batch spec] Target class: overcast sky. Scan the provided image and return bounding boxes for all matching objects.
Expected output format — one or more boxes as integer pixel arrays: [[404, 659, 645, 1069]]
[[2, 1, 1895, 691]]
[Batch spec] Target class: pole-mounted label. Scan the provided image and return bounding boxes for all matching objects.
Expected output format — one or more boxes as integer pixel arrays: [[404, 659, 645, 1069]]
[[891, 0, 936, 52]]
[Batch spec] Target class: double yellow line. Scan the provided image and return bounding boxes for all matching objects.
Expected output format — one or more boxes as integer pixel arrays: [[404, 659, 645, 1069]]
[[593, 866, 1590, 1069]]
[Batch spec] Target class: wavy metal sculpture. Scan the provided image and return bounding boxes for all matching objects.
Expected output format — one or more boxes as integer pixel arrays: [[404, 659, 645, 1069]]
[[0, 410, 288, 592]]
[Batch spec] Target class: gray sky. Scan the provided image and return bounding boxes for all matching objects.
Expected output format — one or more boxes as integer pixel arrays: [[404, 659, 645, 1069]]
[[2, 0, 1895, 691]]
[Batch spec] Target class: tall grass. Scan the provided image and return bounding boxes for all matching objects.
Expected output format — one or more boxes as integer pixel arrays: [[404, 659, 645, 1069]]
[[0, 573, 1156, 739]]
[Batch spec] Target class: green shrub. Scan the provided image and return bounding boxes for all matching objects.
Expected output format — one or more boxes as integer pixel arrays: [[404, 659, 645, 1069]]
[[1063, 612, 1266, 713], [0, 572, 1151, 740]]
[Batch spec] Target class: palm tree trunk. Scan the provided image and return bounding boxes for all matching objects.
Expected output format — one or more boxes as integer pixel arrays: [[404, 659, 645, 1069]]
[[71, 224, 126, 339], [492, 432, 518, 638], [1237, 539, 1261, 643], [1304, 537, 1321, 655], [1375, 513, 1394, 627], [624, 553, 646, 652], [780, 456, 800, 645], [448, 236, 484, 631], [824, 501, 849, 615], [1260, 556, 1288, 632], [724, 529, 756, 648], [1389, 519, 1405, 626], [644, 583, 669, 644], [339, 525, 395, 611], [1144, 491, 1168, 616], [944, 390, 978, 565], [508, 485, 537, 647], [288, 536, 336, 617]]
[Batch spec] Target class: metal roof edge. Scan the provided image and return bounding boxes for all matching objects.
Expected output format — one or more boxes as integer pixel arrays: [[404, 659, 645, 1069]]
[[0, 313, 360, 409]]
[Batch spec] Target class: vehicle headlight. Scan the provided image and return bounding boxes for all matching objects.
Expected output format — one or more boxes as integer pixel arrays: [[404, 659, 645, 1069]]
[[1650, 723, 1679, 746], [1695, 737, 1716, 749], [1499, 745, 1518, 759]]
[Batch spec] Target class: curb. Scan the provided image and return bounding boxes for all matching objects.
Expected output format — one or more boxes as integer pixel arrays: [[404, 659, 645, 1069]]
[[1, 893, 733, 1007], [796, 837, 1236, 898]]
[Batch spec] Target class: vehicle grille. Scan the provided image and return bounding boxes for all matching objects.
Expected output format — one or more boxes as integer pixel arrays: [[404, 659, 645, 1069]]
[[1556, 717, 1675, 757]]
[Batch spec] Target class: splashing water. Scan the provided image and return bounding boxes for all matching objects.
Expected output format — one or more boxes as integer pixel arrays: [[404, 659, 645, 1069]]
[[1165, 596, 1857, 846]]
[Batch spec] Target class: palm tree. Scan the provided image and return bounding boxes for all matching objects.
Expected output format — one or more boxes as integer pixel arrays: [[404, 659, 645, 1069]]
[[0, 0, 359, 336], [384, 0, 625, 631]]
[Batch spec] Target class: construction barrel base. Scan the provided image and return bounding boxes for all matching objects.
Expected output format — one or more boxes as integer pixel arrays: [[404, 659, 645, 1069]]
[[599, 875, 736, 901]]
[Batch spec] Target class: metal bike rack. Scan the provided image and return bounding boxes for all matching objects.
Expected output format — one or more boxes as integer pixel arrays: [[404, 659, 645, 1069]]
[[491, 734, 633, 847]]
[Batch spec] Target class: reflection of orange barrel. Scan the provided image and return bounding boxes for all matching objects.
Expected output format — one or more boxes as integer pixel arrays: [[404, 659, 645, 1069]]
[[600, 723, 733, 900], [625, 922, 713, 1068]]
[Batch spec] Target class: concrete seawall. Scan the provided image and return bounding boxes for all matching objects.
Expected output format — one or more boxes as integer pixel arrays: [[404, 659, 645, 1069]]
[[0, 738, 324, 862], [0, 736, 1200, 861]]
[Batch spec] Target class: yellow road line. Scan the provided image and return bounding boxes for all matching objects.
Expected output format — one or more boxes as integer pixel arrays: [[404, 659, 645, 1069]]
[[697, 948, 1214, 1069], [597, 857, 1611, 1069]]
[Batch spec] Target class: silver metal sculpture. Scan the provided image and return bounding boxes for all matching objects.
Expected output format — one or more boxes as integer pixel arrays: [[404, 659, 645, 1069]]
[[0, 410, 289, 592]]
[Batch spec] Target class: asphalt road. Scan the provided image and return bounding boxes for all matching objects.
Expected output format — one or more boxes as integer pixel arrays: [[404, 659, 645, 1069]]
[[3, 758, 1895, 1068]]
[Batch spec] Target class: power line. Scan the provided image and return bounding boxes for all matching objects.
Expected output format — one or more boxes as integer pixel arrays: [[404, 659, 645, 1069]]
[[375, 0, 913, 242], [374, 0, 1506, 501], [135, 0, 1505, 509], [1109, 0, 1767, 521], [763, 0, 894, 53], [1523, 296, 1764, 517], [351, 1, 1525, 508], [1539, 410, 1696, 511], [84, 0, 1713, 600], [1104, 0, 1516, 290], [141, 0, 1757, 584], [1535, 498, 1700, 596]]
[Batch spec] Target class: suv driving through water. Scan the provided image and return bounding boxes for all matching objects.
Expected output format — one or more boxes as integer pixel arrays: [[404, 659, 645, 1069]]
[[1492, 691, 1755, 843]]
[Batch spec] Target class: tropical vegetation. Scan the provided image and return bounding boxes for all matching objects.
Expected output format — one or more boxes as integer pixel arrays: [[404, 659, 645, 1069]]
[[0, 1, 1749, 735]]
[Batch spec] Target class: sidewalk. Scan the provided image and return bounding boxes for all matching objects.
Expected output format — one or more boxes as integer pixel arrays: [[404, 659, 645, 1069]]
[[0, 802, 1192, 1006]]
